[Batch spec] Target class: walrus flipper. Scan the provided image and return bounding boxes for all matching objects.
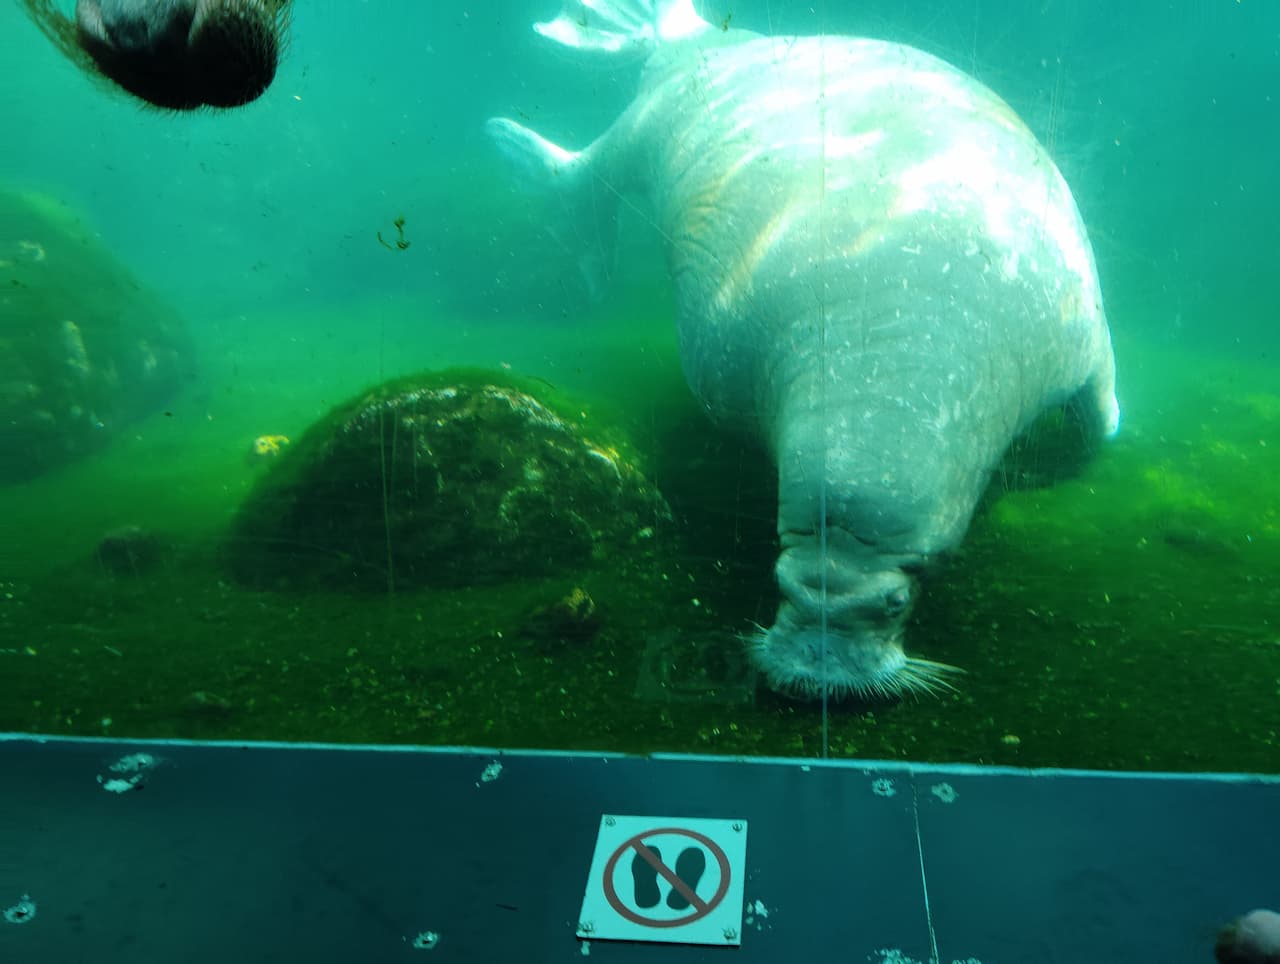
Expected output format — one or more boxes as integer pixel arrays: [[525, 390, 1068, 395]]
[[484, 118, 619, 302], [534, 0, 708, 56]]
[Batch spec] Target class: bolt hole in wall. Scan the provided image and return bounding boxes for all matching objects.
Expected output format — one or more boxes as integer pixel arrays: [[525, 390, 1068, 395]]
[[0, 0, 1276, 773]]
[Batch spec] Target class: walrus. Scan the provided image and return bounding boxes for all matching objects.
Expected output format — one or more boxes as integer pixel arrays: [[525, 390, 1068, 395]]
[[487, 0, 1120, 700], [1217, 909, 1280, 964], [20, 0, 289, 109]]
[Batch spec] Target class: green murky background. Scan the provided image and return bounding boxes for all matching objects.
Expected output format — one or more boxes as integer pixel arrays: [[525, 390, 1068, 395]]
[[1, 0, 1277, 773]]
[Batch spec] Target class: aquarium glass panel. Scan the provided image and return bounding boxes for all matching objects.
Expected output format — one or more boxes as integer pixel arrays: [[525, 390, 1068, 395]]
[[2, 0, 1276, 774]]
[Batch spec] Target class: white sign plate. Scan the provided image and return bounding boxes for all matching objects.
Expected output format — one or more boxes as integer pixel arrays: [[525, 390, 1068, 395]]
[[576, 814, 748, 946]]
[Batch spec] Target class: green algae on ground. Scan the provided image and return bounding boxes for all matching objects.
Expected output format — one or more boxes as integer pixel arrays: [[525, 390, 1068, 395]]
[[1, 335, 1277, 775]]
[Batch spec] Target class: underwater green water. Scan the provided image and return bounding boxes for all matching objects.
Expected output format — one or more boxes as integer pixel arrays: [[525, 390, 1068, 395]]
[[2, 0, 1277, 773]]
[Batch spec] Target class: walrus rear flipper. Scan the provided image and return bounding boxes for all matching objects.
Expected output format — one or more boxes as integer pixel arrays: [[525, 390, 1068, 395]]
[[485, 1, 711, 300], [484, 118, 620, 302]]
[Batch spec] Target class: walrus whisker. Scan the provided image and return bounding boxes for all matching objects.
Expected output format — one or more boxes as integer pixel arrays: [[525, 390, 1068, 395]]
[[751, 645, 961, 703], [742, 621, 964, 700], [897, 657, 965, 698]]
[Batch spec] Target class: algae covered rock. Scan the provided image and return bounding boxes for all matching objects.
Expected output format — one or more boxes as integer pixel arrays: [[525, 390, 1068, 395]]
[[0, 191, 195, 483], [226, 371, 671, 590], [96, 524, 167, 576]]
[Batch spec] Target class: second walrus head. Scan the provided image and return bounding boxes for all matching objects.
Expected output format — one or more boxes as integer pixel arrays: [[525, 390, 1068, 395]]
[[22, 0, 289, 110]]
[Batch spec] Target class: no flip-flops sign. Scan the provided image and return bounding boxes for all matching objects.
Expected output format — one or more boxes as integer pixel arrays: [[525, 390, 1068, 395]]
[[577, 815, 748, 946]]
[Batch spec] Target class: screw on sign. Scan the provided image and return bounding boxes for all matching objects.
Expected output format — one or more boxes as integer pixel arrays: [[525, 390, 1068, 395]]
[[602, 827, 731, 928]]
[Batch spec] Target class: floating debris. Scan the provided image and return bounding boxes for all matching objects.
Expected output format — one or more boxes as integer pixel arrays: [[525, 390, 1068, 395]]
[[3, 894, 36, 924]]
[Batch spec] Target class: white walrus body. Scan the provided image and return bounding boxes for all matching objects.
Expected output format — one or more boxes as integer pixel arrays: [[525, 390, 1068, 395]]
[[487, 0, 1119, 700]]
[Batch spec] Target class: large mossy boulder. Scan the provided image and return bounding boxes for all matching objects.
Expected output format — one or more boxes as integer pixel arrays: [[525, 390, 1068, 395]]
[[0, 190, 195, 484], [227, 371, 672, 590]]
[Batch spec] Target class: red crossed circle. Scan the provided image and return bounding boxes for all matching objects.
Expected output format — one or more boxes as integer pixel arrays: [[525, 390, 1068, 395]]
[[601, 827, 731, 927]]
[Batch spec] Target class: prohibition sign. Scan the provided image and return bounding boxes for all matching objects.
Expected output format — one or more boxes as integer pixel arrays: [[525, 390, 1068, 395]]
[[601, 826, 731, 928]]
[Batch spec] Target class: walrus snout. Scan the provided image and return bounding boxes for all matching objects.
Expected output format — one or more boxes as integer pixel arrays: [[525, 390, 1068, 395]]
[[75, 0, 283, 109], [1216, 909, 1280, 964], [755, 610, 909, 702], [755, 543, 961, 700]]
